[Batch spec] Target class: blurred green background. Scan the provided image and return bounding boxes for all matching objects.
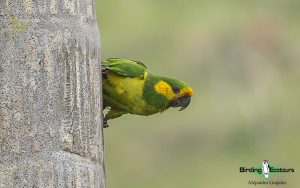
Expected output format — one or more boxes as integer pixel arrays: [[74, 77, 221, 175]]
[[96, 1, 300, 187]]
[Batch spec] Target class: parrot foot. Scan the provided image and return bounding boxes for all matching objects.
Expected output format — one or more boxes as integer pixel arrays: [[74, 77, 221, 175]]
[[103, 118, 109, 128]]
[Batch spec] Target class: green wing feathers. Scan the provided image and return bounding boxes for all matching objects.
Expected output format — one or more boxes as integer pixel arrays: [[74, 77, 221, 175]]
[[102, 58, 147, 78]]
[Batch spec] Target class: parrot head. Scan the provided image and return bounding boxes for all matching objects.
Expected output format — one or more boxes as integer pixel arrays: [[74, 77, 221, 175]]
[[153, 77, 193, 111]]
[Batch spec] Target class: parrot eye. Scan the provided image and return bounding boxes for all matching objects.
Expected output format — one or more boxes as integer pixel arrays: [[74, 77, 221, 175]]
[[172, 86, 180, 94]]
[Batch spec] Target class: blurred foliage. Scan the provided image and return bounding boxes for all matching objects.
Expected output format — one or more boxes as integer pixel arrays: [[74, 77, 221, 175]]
[[96, 1, 300, 187]]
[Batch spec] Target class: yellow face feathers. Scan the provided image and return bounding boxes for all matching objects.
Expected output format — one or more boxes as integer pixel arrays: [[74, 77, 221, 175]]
[[154, 81, 176, 100], [180, 87, 193, 97], [154, 80, 193, 100]]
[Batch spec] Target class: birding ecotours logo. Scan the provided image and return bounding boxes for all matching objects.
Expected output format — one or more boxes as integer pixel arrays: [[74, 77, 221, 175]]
[[240, 160, 295, 179]]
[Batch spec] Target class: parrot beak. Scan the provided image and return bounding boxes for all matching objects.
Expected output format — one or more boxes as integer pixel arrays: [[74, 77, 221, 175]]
[[168, 95, 191, 111], [178, 95, 191, 111], [178, 86, 193, 111], [168, 86, 193, 110]]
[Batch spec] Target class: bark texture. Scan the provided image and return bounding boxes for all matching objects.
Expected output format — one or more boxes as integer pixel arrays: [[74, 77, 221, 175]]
[[0, 0, 105, 187]]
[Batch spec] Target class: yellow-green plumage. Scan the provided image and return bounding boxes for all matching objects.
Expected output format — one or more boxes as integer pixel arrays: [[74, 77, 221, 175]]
[[102, 58, 193, 127], [103, 71, 155, 115]]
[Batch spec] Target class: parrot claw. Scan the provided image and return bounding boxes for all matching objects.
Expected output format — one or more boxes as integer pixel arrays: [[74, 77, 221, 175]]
[[103, 118, 109, 128], [103, 123, 109, 128]]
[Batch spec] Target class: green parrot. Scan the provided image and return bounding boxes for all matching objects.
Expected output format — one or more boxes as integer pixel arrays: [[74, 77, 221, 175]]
[[102, 58, 193, 128]]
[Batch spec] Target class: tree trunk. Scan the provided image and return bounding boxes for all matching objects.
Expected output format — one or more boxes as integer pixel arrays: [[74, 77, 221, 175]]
[[0, 0, 105, 187]]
